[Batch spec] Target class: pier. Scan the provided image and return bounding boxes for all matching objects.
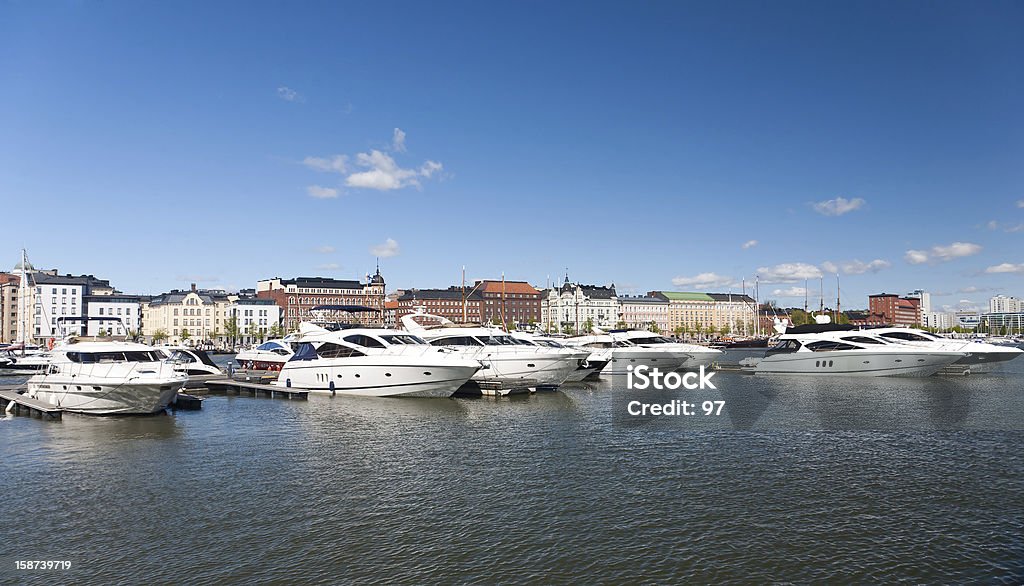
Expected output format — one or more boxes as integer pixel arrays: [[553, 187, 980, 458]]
[[203, 378, 309, 400], [0, 387, 63, 421]]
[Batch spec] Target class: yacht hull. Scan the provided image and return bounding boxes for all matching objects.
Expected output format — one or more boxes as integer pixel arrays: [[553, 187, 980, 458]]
[[600, 350, 689, 376], [26, 378, 184, 414], [754, 351, 963, 377], [277, 362, 480, 397]]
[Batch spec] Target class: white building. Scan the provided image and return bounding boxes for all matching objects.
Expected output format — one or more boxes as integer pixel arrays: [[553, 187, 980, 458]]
[[26, 273, 114, 341], [921, 311, 957, 330], [989, 295, 1022, 314], [618, 296, 670, 332], [906, 289, 932, 314], [540, 278, 619, 334], [228, 297, 282, 345], [86, 295, 144, 337]]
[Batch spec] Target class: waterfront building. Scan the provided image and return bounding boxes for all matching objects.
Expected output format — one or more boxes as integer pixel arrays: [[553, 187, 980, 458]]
[[85, 294, 146, 337], [648, 291, 757, 336], [476, 280, 542, 326], [541, 278, 618, 334], [143, 284, 281, 346], [905, 289, 932, 314], [0, 272, 18, 343], [22, 272, 117, 341], [618, 296, 670, 332], [868, 293, 921, 326], [396, 288, 484, 324], [257, 268, 386, 332], [989, 295, 1022, 314], [921, 311, 959, 330], [383, 300, 398, 328], [980, 312, 1024, 334], [955, 310, 981, 330]]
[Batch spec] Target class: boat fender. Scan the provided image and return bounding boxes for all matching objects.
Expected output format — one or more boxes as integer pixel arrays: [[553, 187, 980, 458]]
[[5, 401, 14, 415], [286, 378, 291, 388], [329, 381, 336, 396]]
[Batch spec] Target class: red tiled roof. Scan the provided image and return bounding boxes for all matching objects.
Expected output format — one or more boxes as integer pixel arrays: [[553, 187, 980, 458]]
[[478, 280, 539, 295]]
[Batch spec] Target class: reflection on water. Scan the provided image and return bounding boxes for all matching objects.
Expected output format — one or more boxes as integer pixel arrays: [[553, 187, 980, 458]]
[[0, 358, 1022, 583]]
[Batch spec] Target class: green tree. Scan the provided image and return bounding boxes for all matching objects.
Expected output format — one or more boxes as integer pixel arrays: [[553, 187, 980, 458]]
[[648, 321, 661, 334], [268, 323, 283, 339], [180, 328, 191, 343], [583, 317, 594, 334], [616, 320, 628, 329], [694, 322, 703, 341], [224, 317, 239, 348], [561, 323, 575, 335], [673, 325, 684, 338], [153, 329, 168, 344]]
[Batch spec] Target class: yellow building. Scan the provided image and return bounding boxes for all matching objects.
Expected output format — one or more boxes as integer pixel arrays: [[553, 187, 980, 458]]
[[649, 292, 757, 337]]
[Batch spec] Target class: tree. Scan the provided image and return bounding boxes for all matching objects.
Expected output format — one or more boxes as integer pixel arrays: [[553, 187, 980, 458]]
[[720, 323, 731, 337], [694, 322, 703, 341], [673, 325, 684, 338], [616, 320, 628, 330], [582, 317, 594, 334], [180, 329, 191, 344], [224, 317, 239, 348], [562, 323, 575, 335], [648, 321, 661, 334], [153, 329, 168, 345], [268, 323, 283, 339]]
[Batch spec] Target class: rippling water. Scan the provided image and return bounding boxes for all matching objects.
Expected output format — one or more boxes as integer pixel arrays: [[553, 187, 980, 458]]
[[1, 356, 1022, 584]]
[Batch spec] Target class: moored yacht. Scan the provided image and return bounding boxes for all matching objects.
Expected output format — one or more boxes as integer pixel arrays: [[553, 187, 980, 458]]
[[753, 324, 965, 377], [156, 346, 223, 376], [608, 330, 722, 370], [26, 341, 186, 414], [274, 324, 481, 397], [234, 338, 296, 372], [402, 313, 581, 389], [866, 327, 1023, 372], [0, 348, 53, 375], [507, 331, 604, 382], [562, 333, 690, 376]]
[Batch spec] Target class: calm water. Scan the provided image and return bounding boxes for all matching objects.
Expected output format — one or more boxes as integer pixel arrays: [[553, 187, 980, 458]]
[[1, 355, 1022, 584]]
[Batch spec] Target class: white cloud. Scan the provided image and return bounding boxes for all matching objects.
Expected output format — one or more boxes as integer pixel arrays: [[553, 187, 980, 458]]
[[316, 263, 341, 270], [842, 259, 891, 274], [306, 185, 339, 199], [741, 240, 758, 250], [1017, 200, 1024, 208], [987, 220, 1000, 230], [1005, 224, 1024, 233], [905, 249, 929, 264], [315, 245, 335, 254], [985, 263, 1024, 274], [821, 261, 838, 274], [303, 155, 348, 173], [370, 238, 400, 258], [392, 128, 407, 152], [277, 86, 303, 102], [772, 287, 808, 297], [670, 272, 734, 290], [932, 242, 982, 261], [812, 196, 865, 216], [756, 262, 823, 283], [345, 150, 443, 191], [904, 242, 982, 264]]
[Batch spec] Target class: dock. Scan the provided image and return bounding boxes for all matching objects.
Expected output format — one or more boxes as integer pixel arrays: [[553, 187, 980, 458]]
[[0, 388, 62, 421], [203, 378, 309, 400]]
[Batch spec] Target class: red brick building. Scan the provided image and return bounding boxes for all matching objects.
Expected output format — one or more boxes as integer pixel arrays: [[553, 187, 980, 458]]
[[477, 280, 542, 325], [256, 269, 386, 331], [868, 293, 921, 326], [396, 288, 483, 325]]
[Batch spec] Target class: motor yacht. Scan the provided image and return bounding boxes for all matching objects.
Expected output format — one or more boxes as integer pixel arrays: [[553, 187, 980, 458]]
[[607, 330, 722, 370], [274, 323, 481, 397], [26, 341, 186, 414], [865, 327, 1023, 372], [508, 331, 604, 382], [156, 346, 223, 376], [234, 338, 296, 372], [0, 348, 53, 375], [562, 334, 690, 376], [753, 324, 965, 377], [402, 313, 580, 389]]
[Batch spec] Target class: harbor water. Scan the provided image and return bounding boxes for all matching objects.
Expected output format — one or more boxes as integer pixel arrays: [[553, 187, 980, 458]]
[[1, 356, 1022, 583]]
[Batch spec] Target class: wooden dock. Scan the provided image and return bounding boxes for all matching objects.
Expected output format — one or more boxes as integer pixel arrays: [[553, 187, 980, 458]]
[[0, 388, 62, 421], [203, 378, 309, 400]]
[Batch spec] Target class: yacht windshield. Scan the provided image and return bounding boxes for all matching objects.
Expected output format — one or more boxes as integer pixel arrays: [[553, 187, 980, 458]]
[[480, 336, 518, 345], [841, 336, 888, 345], [379, 334, 427, 345], [631, 336, 669, 344], [68, 350, 164, 363], [613, 340, 636, 348], [881, 332, 933, 343]]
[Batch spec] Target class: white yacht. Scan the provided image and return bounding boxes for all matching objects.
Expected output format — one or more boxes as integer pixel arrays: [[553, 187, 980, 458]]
[[156, 346, 223, 376], [507, 331, 605, 382], [865, 327, 1023, 372], [402, 313, 581, 389], [0, 348, 53, 375], [562, 334, 690, 376], [234, 338, 296, 372], [608, 330, 722, 370], [26, 341, 186, 414], [275, 324, 481, 397], [754, 324, 966, 377]]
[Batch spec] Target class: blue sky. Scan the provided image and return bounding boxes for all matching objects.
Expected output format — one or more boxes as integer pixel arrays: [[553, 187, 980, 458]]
[[1, 1, 1021, 311]]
